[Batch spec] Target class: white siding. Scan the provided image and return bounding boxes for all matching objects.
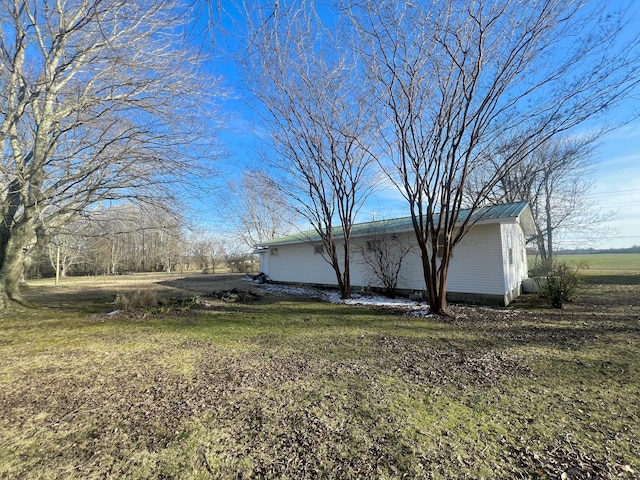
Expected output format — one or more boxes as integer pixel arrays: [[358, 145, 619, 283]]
[[266, 243, 341, 285], [341, 225, 506, 295], [395, 246, 427, 291], [258, 251, 270, 274], [500, 221, 528, 293], [446, 224, 506, 295], [265, 222, 522, 298], [349, 233, 426, 291]]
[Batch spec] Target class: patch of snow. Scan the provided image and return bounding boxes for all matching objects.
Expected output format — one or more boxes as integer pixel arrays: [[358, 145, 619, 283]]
[[258, 283, 431, 316], [107, 309, 121, 316]]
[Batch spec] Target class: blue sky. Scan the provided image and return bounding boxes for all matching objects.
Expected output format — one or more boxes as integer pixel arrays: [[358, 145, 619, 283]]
[[197, 1, 640, 251], [358, 121, 640, 250], [587, 121, 640, 249]]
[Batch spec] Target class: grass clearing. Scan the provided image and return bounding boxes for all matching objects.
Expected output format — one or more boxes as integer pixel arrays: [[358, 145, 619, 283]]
[[1, 273, 639, 478], [543, 253, 640, 285], [553, 253, 640, 271]]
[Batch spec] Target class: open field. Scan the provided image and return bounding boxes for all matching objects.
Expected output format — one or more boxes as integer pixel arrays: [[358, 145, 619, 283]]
[[554, 253, 640, 271], [1, 273, 639, 479], [532, 253, 640, 285]]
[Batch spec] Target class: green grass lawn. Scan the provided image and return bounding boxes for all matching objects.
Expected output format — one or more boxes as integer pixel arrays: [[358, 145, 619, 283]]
[[0, 273, 639, 479], [531, 253, 640, 285], [554, 253, 640, 271]]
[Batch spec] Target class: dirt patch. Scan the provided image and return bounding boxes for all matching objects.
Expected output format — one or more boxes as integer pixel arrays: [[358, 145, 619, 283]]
[[511, 442, 627, 480], [374, 335, 531, 387]]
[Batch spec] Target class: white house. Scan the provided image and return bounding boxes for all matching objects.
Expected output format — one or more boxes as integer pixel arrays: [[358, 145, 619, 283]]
[[254, 201, 536, 306]]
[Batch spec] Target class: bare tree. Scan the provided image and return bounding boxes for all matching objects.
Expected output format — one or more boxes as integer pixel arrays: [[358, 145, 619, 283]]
[[0, 0, 218, 307], [47, 203, 186, 276], [356, 235, 413, 298], [472, 135, 608, 265], [187, 230, 227, 273], [224, 170, 296, 248], [240, 1, 379, 298], [348, 0, 640, 314], [58, 212, 133, 276], [47, 228, 86, 279]]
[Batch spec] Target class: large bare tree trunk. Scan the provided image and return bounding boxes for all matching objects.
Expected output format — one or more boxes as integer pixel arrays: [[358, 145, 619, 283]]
[[0, 0, 217, 307], [0, 221, 35, 306], [342, 239, 351, 300]]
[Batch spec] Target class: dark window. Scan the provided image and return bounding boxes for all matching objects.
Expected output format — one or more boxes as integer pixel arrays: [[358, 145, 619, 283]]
[[366, 239, 382, 251]]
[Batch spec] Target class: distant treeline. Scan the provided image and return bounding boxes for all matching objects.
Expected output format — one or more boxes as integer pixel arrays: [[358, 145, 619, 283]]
[[527, 245, 640, 255]]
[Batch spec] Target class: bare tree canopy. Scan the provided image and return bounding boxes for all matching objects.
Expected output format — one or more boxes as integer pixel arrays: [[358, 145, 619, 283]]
[[346, 0, 640, 313], [186, 228, 227, 273], [471, 134, 608, 264], [224, 170, 296, 248], [48, 203, 185, 276], [0, 0, 220, 307], [238, 1, 380, 298]]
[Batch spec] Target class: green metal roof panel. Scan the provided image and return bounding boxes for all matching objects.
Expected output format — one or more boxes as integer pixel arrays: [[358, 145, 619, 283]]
[[256, 200, 531, 247], [456, 200, 530, 222]]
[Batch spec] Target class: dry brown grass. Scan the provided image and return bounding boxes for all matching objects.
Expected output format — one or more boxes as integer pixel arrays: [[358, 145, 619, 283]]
[[114, 289, 159, 312]]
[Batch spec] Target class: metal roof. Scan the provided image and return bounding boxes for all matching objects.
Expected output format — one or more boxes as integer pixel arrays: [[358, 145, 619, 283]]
[[255, 200, 532, 247]]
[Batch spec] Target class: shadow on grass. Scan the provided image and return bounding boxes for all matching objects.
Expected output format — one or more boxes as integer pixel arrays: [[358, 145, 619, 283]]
[[157, 273, 251, 294], [20, 285, 116, 314], [582, 274, 640, 285], [18, 274, 243, 314]]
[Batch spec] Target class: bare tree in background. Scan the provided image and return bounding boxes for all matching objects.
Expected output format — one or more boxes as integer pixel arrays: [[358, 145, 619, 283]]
[[47, 224, 86, 279], [0, 0, 218, 307], [42, 203, 185, 276], [225, 170, 295, 248], [472, 135, 607, 265], [187, 229, 227, 273], [240, 1, 379, 298], [348, 0, 640, 314]]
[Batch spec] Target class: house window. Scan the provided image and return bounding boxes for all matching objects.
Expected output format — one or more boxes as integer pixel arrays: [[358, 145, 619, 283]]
[[314, 244, 324, 254], [437, 229, 459, 257], [437, 232, 448, 257], [270, 248, 278, 257], [366, 239, 382, 252]]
